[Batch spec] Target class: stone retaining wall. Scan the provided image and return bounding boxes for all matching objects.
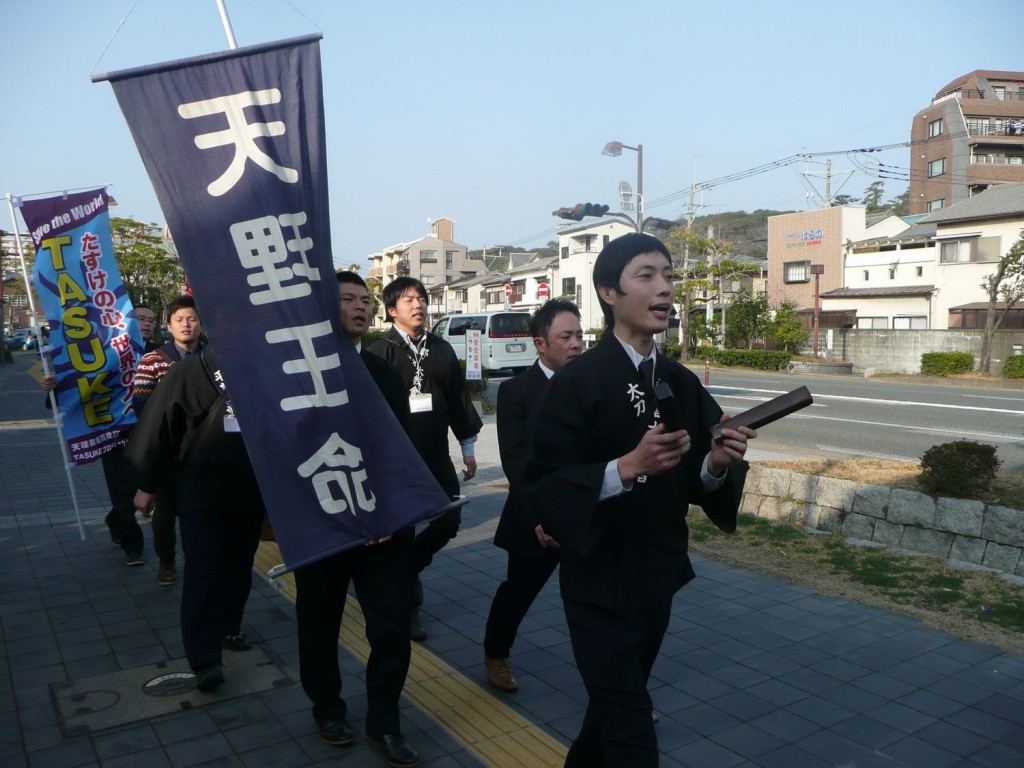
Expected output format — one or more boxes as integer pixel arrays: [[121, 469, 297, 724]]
[[741, 465, 1024, 577]]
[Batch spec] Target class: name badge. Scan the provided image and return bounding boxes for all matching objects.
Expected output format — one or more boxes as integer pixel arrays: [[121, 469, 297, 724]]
[[223, 415, 241, 432], [409, 393, 433, 413]]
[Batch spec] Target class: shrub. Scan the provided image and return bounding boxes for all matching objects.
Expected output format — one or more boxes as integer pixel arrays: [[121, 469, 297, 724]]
[[663, 337, 682, 360], [921, 351, 973, 376], [687, 347, 791, 370], [1003, 354, 1024, 379], [919, 440, 1001, 498], [361, 329, 386, 348]]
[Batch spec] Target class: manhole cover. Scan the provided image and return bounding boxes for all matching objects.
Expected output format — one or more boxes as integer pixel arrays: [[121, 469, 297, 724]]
[[143, 672, 197, 697]]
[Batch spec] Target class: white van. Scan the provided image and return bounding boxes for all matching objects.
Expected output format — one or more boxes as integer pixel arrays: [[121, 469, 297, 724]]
[[431, 311, 535, 372]]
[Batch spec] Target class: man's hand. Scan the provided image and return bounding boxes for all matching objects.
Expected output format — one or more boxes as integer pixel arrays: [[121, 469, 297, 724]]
[[364, 534, 394, 546], [463, 455, 477, 481], [134, 490, 155, 519], [534, 524, 560, 549], [707, 414, 757, 476], [40, 375, 56, 392], [616, 424, 690, 483]]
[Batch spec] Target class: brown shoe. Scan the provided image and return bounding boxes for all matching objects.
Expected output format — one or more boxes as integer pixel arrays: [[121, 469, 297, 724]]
[[260, 519, 276, 541], [157, 558, 177, 586], [484, 655, 518, 692]]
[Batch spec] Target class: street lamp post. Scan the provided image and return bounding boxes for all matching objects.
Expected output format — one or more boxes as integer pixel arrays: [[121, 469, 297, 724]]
[[602, 141, 643, 232], [811, 263, 825, 358]]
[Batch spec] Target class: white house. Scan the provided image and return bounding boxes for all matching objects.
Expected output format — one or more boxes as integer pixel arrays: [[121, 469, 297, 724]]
[[825, 182, 1024, 330]]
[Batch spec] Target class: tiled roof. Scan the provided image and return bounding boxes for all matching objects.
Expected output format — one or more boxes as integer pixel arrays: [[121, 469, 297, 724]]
[[820, 285, 936, 298], [921, 183, 1024, 224]]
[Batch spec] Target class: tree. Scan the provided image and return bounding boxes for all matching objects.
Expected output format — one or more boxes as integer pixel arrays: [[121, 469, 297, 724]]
[[884, 188, 910, 217], [726, 290, 770, 349], [767, 301, 809, 353], [345, 262, 362, 273], [831, 194, 859, 207], [663, 227, 733, 355], [110, 218, 185, 317], [862, 181, 886, 213], [979, 234, 1024, 374]]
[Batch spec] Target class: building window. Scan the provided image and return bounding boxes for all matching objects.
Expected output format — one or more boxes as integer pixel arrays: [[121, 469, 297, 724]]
[[857, 317, 887, 329], [893, 316, 928, 330], [927, 199, 944, 212], [445, 251, 454, 269], [485, 289, 503, 305], [562, 277, 576, 297], [419, 249, 437, 263], [916, 266, 924, 277], [783, 260, 810, 283], [940, 236, 1001, 264], [928, 118, 943, 138], [888, 267, 896, 280], [603, 234, 610, 247], [993, 86, 1006, 100], [927, 158, 946, 177], [422, 274, 436, 285], [561, 246, 569, 259]]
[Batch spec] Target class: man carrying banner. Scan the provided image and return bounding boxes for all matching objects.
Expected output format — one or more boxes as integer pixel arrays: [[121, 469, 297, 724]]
[[127, 344, 265, 693], [369, 276, 482, 640], [133, 295, 205, 587], [292, 270, 421, 765]]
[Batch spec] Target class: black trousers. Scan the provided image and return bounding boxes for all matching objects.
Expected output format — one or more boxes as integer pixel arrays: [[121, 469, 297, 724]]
[[177, 467, 264, 671], [100, 446, 144, 554], [413, 456, 462, 573], [563, 599, 672, 768], [152, 473, 179, 561], [294, 528, 415, 736], [483, 549, 559, 659]]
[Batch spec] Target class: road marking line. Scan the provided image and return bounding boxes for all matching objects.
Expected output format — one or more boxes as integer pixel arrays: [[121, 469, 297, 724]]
[[253, 542, 567, 768], [708, 386, 1024, 416]]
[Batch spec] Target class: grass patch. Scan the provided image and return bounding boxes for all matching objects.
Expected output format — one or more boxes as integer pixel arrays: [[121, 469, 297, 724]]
[[689, 511, 1024, 653]]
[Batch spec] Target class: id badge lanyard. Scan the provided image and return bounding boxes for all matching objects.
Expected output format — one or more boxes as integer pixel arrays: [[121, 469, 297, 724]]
[[406, 336, 433, 414]]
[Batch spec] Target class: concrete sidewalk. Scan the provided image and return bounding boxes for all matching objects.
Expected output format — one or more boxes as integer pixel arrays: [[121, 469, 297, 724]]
[[2, 350, 1023, 767]]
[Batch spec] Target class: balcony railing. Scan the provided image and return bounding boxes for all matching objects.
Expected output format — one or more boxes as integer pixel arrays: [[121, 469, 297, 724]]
[[970, 154, 1024, 165], [967, 122, 1024, 137], [937, 88, 1024, 103]]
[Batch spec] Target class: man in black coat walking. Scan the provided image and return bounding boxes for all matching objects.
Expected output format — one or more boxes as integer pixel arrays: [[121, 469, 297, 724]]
[[368, 276, 482, 640], [482, 298, 582, 693], [526, 233, 756, 766], [291, 271, 421, 767]]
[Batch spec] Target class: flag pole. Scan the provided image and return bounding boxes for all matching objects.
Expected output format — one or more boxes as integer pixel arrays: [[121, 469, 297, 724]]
[[215, 0, 239, 49], [5, 193, 86, 539]]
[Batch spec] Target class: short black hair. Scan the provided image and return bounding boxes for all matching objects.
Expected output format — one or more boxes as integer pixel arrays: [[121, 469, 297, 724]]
[[381, 276, 427, 322], [531, 298, 580, 340], [592, 233, 671, 329], [165, 295, 198, 323], [335, 270, 367, 290]]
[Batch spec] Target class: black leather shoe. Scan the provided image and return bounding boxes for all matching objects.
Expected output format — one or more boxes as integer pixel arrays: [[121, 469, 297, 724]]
[[316, 718, 355, 746], [195, 664, 225, 692], [367, 733, 422, 767], [409, 609, 427, 641]]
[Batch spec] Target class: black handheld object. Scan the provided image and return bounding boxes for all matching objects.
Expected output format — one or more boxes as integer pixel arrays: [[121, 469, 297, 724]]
[[711, 385, 813, 444], [654, 382, 681, 432]]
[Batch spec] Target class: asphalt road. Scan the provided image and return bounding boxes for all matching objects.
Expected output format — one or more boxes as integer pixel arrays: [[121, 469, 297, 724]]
[[699, 367, 1024, 472], [484, 365, 1024, 472]]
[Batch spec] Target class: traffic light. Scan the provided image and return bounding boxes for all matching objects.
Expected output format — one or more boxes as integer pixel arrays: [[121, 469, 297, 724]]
[[552, 202, 610, 221]]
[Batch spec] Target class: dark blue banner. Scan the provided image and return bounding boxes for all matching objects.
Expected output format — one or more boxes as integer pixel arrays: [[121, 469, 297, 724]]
[[96, 35, 452, 569], [22, 189, 142, 464]]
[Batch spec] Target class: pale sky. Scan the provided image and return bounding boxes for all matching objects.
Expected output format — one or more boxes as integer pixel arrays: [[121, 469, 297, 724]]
[[3, 0, 1021, 267]]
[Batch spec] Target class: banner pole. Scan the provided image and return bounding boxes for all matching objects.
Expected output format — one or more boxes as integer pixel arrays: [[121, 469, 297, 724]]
[[215, 0, 239, 49], [5, 194, 86, 540]]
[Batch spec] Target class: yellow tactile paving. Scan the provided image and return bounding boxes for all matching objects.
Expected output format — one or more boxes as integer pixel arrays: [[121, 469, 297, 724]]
[[253, 541, 568, 767]]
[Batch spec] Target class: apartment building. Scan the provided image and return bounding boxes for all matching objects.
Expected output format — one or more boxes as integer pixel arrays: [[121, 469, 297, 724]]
[[366, 217, 484, 324], [910, 70, 1024, 216]]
